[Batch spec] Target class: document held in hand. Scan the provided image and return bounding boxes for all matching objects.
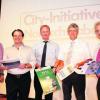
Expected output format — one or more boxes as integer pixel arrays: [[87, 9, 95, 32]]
[[80, 61, 100, 75], [57, 64, 74, 80], [35, 66, 60, 95], [0, 59, 20, 69]]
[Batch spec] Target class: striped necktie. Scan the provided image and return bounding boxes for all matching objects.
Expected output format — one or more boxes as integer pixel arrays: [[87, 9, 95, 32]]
[[66, 41, 74, 64]]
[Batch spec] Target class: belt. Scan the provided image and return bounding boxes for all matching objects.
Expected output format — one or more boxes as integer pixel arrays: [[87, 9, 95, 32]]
[[14, 74, 22, 78], [7, 71, 30, 79]]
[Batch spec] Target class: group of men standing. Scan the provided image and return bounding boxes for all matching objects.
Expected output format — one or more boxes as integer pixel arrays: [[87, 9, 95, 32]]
[[0, 22, 100, 100]]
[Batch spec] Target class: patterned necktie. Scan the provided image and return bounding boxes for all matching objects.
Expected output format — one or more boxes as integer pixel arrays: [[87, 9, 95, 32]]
[[41, 41, 48, 67], [66, 41, 74, 64], [96, 48, 100, 62]]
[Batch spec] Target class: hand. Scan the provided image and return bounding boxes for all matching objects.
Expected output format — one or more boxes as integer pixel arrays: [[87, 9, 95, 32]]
[[19, 64, 26, 69], [52, 67, 56, 73], [97, 74, 100, 78], [35, 63, 41, 69], [19, 63, 32, 69], [25, 63, 32, 69], [54, 59, 64, 72], [76, 62, 84, 69], [76, 58, 93, 69], [0, 75, 4, 83], [0, 65, 8, 70]]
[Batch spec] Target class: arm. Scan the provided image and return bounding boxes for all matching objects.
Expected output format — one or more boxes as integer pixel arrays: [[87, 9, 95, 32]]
[[54, 44, 65, 72]]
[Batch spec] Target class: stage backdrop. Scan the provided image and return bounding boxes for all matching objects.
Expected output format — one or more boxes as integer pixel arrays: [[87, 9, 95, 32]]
[[0, 0, 100, 100]]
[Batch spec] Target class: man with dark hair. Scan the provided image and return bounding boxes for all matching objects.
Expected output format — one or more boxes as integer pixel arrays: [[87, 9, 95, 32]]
[[4, 29, 35, 100]]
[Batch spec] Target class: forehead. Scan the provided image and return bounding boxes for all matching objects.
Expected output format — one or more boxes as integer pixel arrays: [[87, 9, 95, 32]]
[[13, 31, 23, 35], [68, 27, 78, 31], [95, 24, 100, 29], [41, 26, 50, 31]]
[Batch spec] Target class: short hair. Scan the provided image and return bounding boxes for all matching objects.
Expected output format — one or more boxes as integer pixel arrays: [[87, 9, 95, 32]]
[[12, 29, 24, 37], [40, 25, 50, 32], [67, 23, 79, 31], [94, 21, 100, 29]]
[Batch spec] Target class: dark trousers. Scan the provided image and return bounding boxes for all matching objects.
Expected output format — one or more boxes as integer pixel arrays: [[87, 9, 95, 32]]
[[34, 71, 53, 100], [62, 72, 86, 100], [97, 78, 100, 100], [5, 71, 31, 100]]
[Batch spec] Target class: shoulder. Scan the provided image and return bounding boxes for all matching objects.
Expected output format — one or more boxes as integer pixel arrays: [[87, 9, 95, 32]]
[[23, 45, 33, 51], [32, 41, 43, 49], [34, 41, 42, 46], [76, 39, 88, 46], [49, 41, 59, 47], [4, 46, 13, 55], [5, 46, 13, 50]]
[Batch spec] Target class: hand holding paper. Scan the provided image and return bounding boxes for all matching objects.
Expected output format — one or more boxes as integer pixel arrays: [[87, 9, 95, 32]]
[[35, 66, 60, 95], [76, 58, 92, 69], [54, 59, 64, 72], [0, 65, 8, 70], [35, 63, 41, 69], [19, 63, 32, 69], [19, 63, 26, 69]]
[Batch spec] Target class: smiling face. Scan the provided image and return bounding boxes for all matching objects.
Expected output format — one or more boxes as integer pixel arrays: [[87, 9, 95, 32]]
[[67, 23, 79, 40], [12, 30, 24, 45], [68, 27, 78, 40], [95, 22, 100, 39], [40, 25, 51, 41]]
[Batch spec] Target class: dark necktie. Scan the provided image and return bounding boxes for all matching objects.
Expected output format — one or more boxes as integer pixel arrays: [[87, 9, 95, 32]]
[[41, 41, 48, 67]]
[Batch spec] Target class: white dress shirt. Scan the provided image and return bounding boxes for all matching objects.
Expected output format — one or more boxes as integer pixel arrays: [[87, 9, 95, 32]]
[[58, 39, 90, 68], [33, 40, 59, 66], [4, 44, 36, 75]]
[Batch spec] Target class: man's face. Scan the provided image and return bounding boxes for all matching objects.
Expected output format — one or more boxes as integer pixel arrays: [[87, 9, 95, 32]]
[[68, 27, 78, 40], [13, 31, 23, 44], [40, 27, 50, 41], [95, 24, 100, 39]]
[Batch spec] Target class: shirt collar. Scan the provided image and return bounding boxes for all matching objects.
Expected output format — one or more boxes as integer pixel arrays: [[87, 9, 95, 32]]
[[12, 43, 25, 49], [42, 40, 50, 43], [69, 39, 78, 43]]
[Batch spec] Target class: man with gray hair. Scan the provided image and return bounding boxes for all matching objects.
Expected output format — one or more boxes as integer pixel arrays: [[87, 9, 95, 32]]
[[55, 23, 90, 100]]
